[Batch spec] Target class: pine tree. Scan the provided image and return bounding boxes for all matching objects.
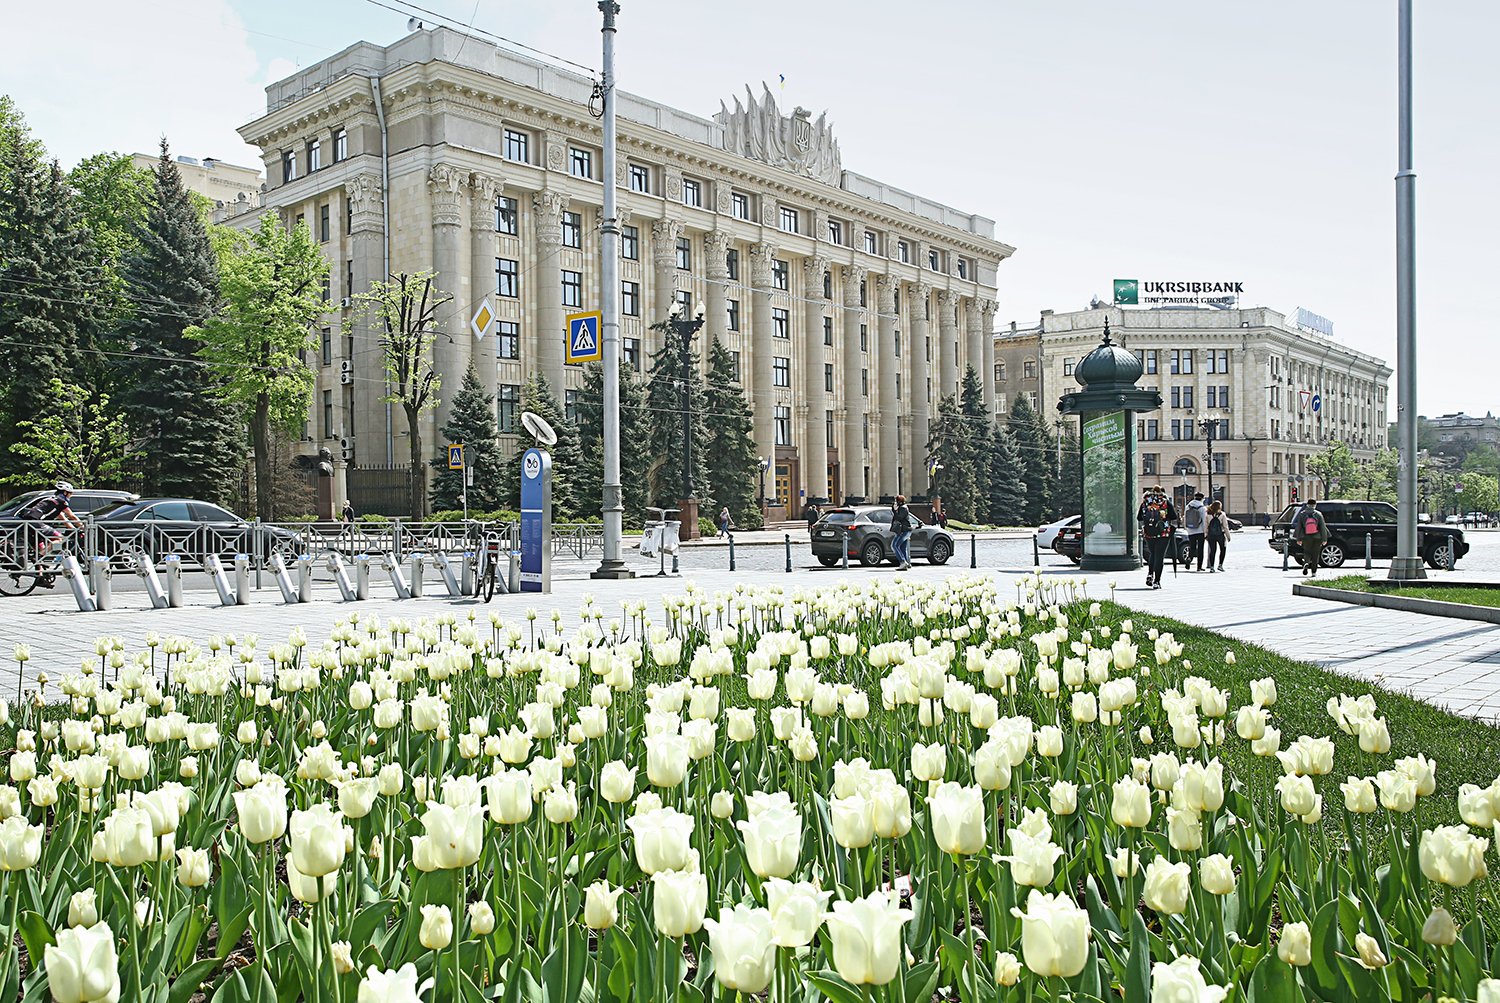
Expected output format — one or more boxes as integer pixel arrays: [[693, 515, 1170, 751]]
[[496, 373, 581, 518], [644, 320, 708, 510], [431, 363, 504, 512], [987, 423, 1028, 525], [703, 337, 761, 528], [574, 362, 650, 524], [957, 365, 992, 524], [117, 140, 242, 503], [927, 392, 979, 522], [1008, 394, 1053, 526], [1056, 422, 1083, 518]]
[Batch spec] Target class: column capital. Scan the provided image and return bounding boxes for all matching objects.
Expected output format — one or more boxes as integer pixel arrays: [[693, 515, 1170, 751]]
[[533, 189, 566, 246], [910, 278, 932, 303], [652, 218, 685, 267], [875, 273, 897, 311], [749, 240, 778, 285], [468, 173, 502, 231], [964, 297, 981, 325], [704, 229, 731, 279], [936, 288, 957, 308], [840, 264, 867, 309], [802, 253, 830, 286], [345, 173, 383, 233], [428, 164, 466, 227]]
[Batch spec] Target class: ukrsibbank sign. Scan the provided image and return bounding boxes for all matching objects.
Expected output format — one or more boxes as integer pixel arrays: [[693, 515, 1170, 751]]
[[1114, 279, 1242, 307]]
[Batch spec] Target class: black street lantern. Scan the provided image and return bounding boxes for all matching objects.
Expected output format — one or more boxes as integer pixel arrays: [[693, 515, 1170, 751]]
[[666, 310, 705, 500], [1057, 320, 1163, 572]]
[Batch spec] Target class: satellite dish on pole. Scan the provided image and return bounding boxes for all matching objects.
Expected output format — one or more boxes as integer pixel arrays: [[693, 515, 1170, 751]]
[[521, 411, 558, 448]]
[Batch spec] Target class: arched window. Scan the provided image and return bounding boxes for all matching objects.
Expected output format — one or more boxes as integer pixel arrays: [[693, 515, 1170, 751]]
[[1173, 458, 1198, 477]]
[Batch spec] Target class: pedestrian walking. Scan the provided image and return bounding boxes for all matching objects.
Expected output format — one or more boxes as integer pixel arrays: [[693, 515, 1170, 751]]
[[1205, 500, 1231, 572], [802, 499, 821, 531], [890, 494, 913, 571], [1291, 499, 1329, 576], [1137, 485, 1177, 589], [717, 506, 733, 538], [341, 499, 355, 523], [1182, 492, 1207, 570]]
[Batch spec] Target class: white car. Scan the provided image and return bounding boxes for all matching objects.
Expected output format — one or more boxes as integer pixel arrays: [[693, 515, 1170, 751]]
[[1036, 514, 1081, 550]]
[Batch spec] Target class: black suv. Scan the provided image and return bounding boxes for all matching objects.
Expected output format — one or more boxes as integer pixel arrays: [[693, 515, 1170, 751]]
[[1268, 500, 1467, 570]]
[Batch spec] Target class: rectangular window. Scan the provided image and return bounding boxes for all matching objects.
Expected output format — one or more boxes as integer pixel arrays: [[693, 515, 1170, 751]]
[[729, 350, 742, 383], [779, 206, 799, 233], [282, 150, 296, 183], [346, 198, 352, 232], [823, 316, 833, 345], [860, 324, 868, 353], [824, 363, 834, 393], [504, 129, 529, 163], [995, 361, 1006, 382], [1141, 453, 1159, 476], [1207, 349, 1230, 374], [345, 260, 353, 298], [622, 280, 640, 317], [772, 258, 788, 290], [676, 236, 691, 271], [496, 196, 518, 235], [497, 321, 519, 360], [307, 138, 322, 172], [1023, 360, 1036, 379], [498, 385, 520, 433], [772, 308, 789, 338], [1170, 349, 1194, 375], [823, 272, 832, 300], [928, 248, 940, 271], [1218, 385, 1230, 408], [320, 327, 331, 366], [861, 369, 869, 397], [865, 231, 878, 254], [827, 219, 843, 245], [624, 338, 641, 371], [863, 415, 870, 449], [1217, 419, 1231, 439], [773, 356, 790, 388], [1206, 386, 1217, 408], [681, 178, 701, 207], [1212, 452, 1228, 475], [569, 147, 593, 179], [996, 392, 1007, 413], [727, 299, 740, 331], [333, 128, 347, 162], [859, 281, 866, 307], [496, 258, 518, 298], [561, 269, 583, 307], [1145, 419, 1159, 440], [322, 389, 332, 438], [675, 289, 693, 315], [826, 410, 834, 447], [775, 406, 791, 446], [629, 163, 650, 193], [898, 241, 910, 264], [1183, 386, 1194, 409], [561, 211, 582, 248], [731, 192, 749, 220], [896, 373, 902, 399], [621, 224, 638, 260], [957, 259, 968, 280], [1139, 349, 1157, 374], [725, 248, 739, 280], [319, 203, 330, 242], [1063, 358, 1075, 376], [565, 389, 579, 424], [320, 275, 330, 303]]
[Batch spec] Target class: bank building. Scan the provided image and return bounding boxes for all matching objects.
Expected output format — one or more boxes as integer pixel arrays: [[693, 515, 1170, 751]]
[[234, 27, 1012, 519]]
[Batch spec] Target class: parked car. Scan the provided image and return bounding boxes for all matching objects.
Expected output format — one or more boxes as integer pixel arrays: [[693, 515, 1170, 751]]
[[1036, 514, 1081, 550], [1268, 500, 1467, 569], [810, 505, 954, 567], [0, 489, 139, 518], [1053, 524, 1082, 565], [90, 498, 303, 568]]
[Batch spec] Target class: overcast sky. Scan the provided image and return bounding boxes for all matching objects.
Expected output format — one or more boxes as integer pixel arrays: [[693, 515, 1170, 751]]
[[9, 1, 1496, 418]]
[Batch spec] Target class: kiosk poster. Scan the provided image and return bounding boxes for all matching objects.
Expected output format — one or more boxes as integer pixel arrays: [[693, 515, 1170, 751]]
[[1082, 411, 1128, 556]]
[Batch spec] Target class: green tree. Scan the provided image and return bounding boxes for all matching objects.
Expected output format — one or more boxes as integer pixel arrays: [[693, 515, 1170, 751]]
[[189, 212, 328, 520], [1363, 448, 1399, 503], [431, 363, 505, 512], [1449, 472, 1497, 518], [116, 141, 242, 503], [4, 378, 129, 487], [986, 422, 1027, 525], [1008, 394, 1053, 525], [956, 365, 993, 524], [1056, 422, 1083, 518], [703, 337, 761, 528], [927, 392, 979, 521], [0, 96, 45, 192], [574, 362, 650, 524], [1307, 440, 1358, 499], [644, 319, 708, 510], [496, 373, 581, 518], [67, 153, 152, 348], [350, 271, 449, 519]]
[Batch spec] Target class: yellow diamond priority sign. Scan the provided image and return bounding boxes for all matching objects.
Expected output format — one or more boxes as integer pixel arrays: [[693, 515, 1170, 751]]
[[470, 299, 495, 340]]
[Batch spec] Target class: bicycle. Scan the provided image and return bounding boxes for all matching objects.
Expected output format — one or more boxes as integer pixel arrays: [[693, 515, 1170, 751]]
[[0, 526, 65, 597], [475, 531, 507, 602]]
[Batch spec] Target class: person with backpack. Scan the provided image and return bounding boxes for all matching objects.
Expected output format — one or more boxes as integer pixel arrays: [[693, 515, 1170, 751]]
[[717, 506, 733, 538], [1136, 485, 1177, 589], [1182, 492, 1207, 571], [890, 494, 914, 571], [19, 481, 85, 558], [1205, 499, 1231, 572], [1291, 499, 1329, 576]]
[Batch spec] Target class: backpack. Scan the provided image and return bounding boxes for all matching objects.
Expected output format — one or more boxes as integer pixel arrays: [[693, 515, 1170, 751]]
[[1208, 515, 1225, 540], [13, 495, 60, 520], [1303, 515, 1320, 536], [1141, 501, 1166, 538], [1184, 504, 1203, 531]]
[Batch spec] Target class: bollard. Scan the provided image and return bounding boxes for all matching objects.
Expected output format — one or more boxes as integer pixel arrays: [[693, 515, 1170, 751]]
[[90, 557, 112, 611], [269, 554, 298, 604], [728, 535, 736, 572], [326, 554, 357, 601], [1365, 532, 1372, 570], [136, 553, 167, 609], [355, 555, 371, 600], [971, 533, 977, 569], [508, 551, 521, 594], [671, 551, 679, 575], [409, 554, 425, 598], [60, 554, 95, 612], [435, 553, 463, 597], [1280, 538, 1289, 572], [204, 555, 236, 606], [385, 556, 411, 599], [1033, 534, 1040, 568], [461, 552, 476, 597], [163, 555, 183, 608], [297, 555, 314, 603], [233, 555, 250, 606], [785, 534, 792, 573], [842, 527, 850, 570]]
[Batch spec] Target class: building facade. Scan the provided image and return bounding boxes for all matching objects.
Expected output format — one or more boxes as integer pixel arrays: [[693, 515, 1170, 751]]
[[1427, 412, 1500, 458], [131, 153, 263, 215], [1001, 306, 1392, 519], [235, 28, 1012, 518]]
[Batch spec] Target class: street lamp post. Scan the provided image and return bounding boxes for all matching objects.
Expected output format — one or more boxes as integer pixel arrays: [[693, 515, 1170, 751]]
[[759, 456, 772, 516], [1199, 418, 1217, 506], [667, 309, 705, 534], [1390, 0, 1424, 579]]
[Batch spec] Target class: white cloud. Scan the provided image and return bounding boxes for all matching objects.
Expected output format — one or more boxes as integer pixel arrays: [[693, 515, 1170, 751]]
[[10, 0, 269, 170]]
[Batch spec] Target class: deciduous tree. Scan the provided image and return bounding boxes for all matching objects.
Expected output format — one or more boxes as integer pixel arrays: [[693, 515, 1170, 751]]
[[3, 378, 129, 487]]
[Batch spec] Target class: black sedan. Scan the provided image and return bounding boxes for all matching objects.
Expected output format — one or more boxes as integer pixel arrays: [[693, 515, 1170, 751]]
[[810, 505, 954, 567], [90, 498, 303, 569]]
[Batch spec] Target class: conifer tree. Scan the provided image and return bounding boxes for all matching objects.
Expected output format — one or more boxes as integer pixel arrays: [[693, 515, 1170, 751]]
[[1056, 421, 1083, 518], [957, 365, 992, 524], [927, 392, 979, 522], [117, 140, 242, 502], [702, 337, 760, 528], [431, 363, 504, 512], [644, 319, 708, 510], [987, 422, 1028, 525], [574, 362, 650, 523], [1008, 393, 1053, 525], [496, 373, 581, 518]]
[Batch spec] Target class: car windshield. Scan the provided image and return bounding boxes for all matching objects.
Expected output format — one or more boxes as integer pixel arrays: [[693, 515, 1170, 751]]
[[1275, 505, 1298, 523], [0, 492, 44, 516]]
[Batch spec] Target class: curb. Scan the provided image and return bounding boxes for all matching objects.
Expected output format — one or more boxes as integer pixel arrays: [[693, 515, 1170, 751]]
[[1293, 583, 1500, 625]]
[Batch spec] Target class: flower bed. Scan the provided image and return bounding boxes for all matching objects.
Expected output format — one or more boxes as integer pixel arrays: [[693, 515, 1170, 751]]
[[1, 573, 1498, 1002]]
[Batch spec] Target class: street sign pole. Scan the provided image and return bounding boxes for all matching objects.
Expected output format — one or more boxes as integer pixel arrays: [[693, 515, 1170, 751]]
[[1390, 0, 1424, 580], [593, 0, 632, 580]]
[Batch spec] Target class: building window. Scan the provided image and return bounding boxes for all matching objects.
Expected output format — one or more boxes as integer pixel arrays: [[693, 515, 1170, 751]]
[[894, 330, 901, 357], [628, 163, 650, 193], [322, 389, 332, 439], [996, 392, 1007, 413], [865, 231, 878, 255], [860, 324, 868, 353], [1212, 452, 1228, 475], [565, 389, 579, 423], [333, 128, 347, 163], [896, 373, 903, 399], [898, 241, 910, 264], [1063, 358, 1075, 376], [928, 248, 940, 271], [320, 327, 331, 366], [561, 269, 583, 308], [772, 308, 789, 338], [675, 290, 693, 315], [861, 369, 869, 397], [676, 236, 691, 271], [995, 362, 1006, 382], [496, 258, 518, 298], [1143, 453, 1159, 476], [771, 258, 788, 290], [561, 211, 582, 248], [622, 280, 640, 317], [320, 275, 330, 303], [498, 385, 520, 433], [621, 224, 639, 260], [823, 272, 832, 299], [319, 203, 330, 242], [504, 129, 529, 163], [774, 406, 791, 445], [281, 150, 296, 183], [773, 356, 790, 388], [859, 281, 867, 307], [731, 192, 749, 220], [826, 410, 834, 446], [1206, 385, 1230, 409], [1206, 349, 1231, 374], [779, 206, 799, 233], [1216, 419, 1231, 439], [863, 415, 870, 449], [827, 219, 843, 245], [681, 177, 702, 207], [307, 138, 322, 172], [957, 259, 968, 280], [1170, 349, 1194, 375], [1023, 360, 1036, 379], [624, 338, 641, 371], [1145, 419, 1159, 440], [569, 147, 593, 179], [824, 363, 834, 393], [346, 198, 352, 232], [823, 316, 833, 345], [496, 196, 518, 235], [724, 248, 739, 281], [729, 350, 741, 383], [727, 299, 740, 331], [497, 321, 519, 360]]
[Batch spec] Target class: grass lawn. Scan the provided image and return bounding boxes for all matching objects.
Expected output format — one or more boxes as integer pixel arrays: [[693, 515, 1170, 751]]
[[1321, 574, 1500, 610]]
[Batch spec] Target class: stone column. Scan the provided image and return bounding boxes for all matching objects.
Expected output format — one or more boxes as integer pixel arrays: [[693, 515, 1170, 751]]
[[532, 189, 567, 395], [938, 290, 960, 401], [703, 230, 730, 377], [981, 299, 997, 415], [802, 254, 830, 501], [428, 164, 466, 438], [840, 265, 867, 501], [469, 173, 501, 407], [345, 174, 385, 464], [875, 273, 900, 499], [909, 280, 932, 496], [651, 219, 684, 358], [749, 241, 778, 475], [964, 298, 984, 390]]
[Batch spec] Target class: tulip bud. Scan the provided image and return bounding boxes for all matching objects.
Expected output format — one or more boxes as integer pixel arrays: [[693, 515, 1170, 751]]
[[68, 890, 99, 929], [44, 920, 122, 1003], [468, 901, 496, 936], [1142, 857, 1190, 915], [419, 904, 453, 950], [651, 868, 709, 938], [176, 847, 211, 888], [1277, 921, 1312, 965], [1354, 932, 1388, 970], [994, 951, 1021, 987], [711, 791, 735, 819], [1010, 889, 1089, 979], [331, 941, 355, 975], [825, 890, 915, 985], [1198, 854, 1236, 896], [1422, 906, 1459, 947]]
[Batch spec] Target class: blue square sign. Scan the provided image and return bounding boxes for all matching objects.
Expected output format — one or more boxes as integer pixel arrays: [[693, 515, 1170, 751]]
[[566, 310, 602, 364]]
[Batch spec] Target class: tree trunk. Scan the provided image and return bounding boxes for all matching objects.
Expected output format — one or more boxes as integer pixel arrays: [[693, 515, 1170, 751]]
[[253, 393, 272, 521], [406, 403, 426, 519]]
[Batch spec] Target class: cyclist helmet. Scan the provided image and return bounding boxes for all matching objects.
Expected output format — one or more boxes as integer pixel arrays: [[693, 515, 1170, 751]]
[[55, 481, 75, 494]]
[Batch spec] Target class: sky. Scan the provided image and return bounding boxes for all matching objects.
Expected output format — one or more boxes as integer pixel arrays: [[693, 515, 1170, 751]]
[[7, 0, 1497, 419]]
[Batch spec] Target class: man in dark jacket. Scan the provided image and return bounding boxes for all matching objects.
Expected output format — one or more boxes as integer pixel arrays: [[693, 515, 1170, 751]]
[[1291, 499, 1329, 577], [1137, 485, 1177, 590]]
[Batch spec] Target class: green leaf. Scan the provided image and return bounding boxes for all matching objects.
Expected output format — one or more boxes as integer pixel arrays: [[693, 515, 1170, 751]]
[[1245, 952, 1297, 1003], [15, 911, 55, 967], [904, 960, 941, 1003], [805, 970, 867, 1003], [169, 958, 221, 1003], [1124, 909, 1151, 1003], [214, 905, 254, 962]]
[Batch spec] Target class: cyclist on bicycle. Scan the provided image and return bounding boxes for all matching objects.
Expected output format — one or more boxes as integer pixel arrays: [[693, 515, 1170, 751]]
[[25, 481, 85, 554]]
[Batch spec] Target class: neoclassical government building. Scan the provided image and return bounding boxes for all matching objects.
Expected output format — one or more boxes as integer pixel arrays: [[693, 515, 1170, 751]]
[[235, 27, 1012, 517]]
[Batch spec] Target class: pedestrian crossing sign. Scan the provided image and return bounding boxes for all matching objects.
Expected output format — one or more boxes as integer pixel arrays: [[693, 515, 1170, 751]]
[[566, 310, 603, 363]]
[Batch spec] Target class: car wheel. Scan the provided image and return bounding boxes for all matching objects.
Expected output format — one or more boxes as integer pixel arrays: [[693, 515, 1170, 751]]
[[859, 540, 884, 567], [1177, 541, 1193, 566], [818, 555, 839, 568], [1424, 540, 1455, 570], [1319, 542, 1346, 568], [928, 538, 952, 566]]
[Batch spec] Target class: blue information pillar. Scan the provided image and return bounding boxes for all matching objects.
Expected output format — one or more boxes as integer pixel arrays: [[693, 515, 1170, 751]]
[[520, 447, 553, 592]]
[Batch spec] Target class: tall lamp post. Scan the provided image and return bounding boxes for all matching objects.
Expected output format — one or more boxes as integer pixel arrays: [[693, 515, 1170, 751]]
[[1389, 0, 1424, 579], [1198, 417, 1218, 506], [667, 308, 705, 537], [759, 456, 772, 517]]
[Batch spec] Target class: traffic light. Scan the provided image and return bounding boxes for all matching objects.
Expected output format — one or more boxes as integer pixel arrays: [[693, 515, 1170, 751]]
[[1290, 486, 1299, 503]]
